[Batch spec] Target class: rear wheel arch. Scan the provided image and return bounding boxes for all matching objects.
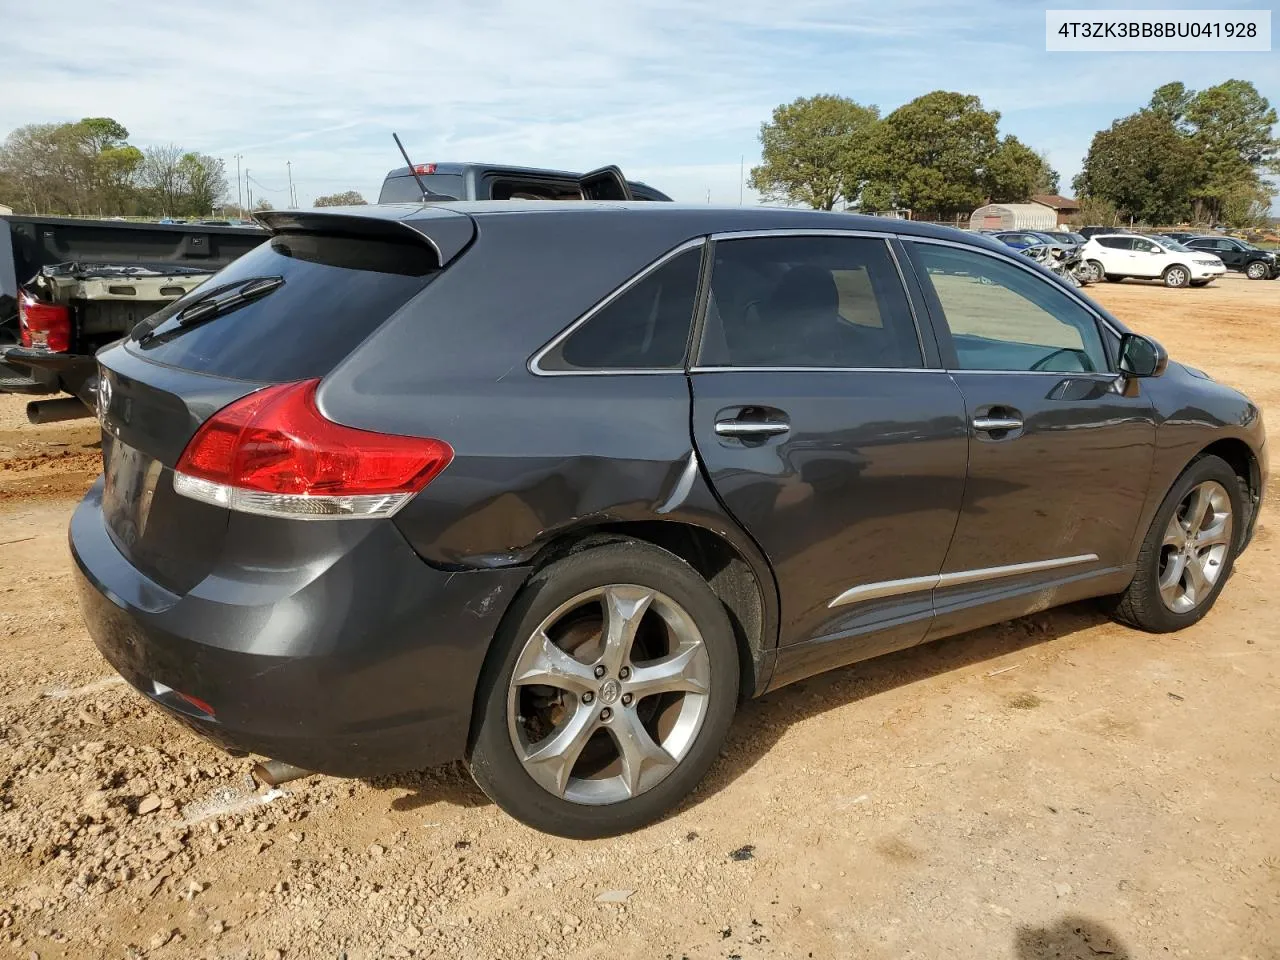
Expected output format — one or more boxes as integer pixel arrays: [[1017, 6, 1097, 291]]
[[518, 521, 775, 702]]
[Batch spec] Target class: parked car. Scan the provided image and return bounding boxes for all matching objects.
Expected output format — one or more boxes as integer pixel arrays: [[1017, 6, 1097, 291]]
[[1078, 225, 1130, 240], [1043, 230, 1087, 248], [1082, 234, 1226, 287], [72, 203, 1266, 838], [1183, 236, 1278, 280], [1158, 231, 1201, 244], [993, 230, 1063, 251], [378, 161, 672, 203]]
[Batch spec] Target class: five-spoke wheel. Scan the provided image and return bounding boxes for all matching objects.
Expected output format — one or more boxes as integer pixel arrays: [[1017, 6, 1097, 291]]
[[469, 540, 739, 837]]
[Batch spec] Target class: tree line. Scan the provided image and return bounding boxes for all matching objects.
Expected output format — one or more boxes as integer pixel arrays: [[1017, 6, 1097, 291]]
[[751, 80, 1277, 227], [0, 118, 228, 218]]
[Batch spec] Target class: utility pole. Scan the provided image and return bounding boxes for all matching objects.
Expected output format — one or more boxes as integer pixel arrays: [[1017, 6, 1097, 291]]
[[739, 155, 744, 205], [286, 161, 295, 208], [245, 169, 252, 212], [234, 154, 243, 213], [706, 188, 711, 204]]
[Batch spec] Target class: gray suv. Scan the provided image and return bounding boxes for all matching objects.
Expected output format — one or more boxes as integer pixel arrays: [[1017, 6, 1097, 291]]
[[72, 203, 1266, 837]]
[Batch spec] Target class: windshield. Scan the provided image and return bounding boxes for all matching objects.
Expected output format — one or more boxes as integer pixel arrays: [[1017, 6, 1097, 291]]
[[378, 173, 466, 203], [1147, 235, 1191, 252], [1236, 239, 1260, 250]]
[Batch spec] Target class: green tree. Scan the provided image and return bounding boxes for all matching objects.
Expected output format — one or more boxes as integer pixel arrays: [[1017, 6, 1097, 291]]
[[748, 95, 881, 210], [985, 136, 1059, 202], [176, 153, 227, 216], [862, 91, 1016, 219], [1183, 80, 1279, 222], [1073, 111, 1202, 224], [314, 190, 368, 207], [1148, 82, 1194, 129]]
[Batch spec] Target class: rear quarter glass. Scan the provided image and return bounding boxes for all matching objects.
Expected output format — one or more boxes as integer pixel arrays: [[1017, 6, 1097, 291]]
[[126, 233, 437, 382]]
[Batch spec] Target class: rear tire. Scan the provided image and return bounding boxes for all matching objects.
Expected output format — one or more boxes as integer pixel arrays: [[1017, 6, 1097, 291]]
[[468, 540, 739, 838], [1105, 274, 1125, 283], [1085, 260, 1105, 283], [1163, 265, 1191, 288], [1107, 455, 1245, 633]]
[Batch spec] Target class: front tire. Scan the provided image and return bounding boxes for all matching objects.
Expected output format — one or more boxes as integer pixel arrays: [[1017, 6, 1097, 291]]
[[1245, 261, 1268, 280], [1163, 265, 1191, 288], [1107, 455, 1245, 633], [468, 540, 739, 838]]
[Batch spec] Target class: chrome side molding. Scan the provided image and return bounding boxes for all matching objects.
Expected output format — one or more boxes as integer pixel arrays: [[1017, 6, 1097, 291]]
[[828, 554, 1100, 609]]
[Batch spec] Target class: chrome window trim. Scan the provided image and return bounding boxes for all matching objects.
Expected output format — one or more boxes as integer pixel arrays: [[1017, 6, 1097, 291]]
[[709, 228, 898, 241], [905, 235, 1123, 342], [693, 231, 930, 373], [528, 237, 707, 377], [689, 365, 945, 374], [827, 553, 1100, 608]]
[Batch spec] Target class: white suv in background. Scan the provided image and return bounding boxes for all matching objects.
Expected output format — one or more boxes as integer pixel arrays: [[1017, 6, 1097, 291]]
[[1082, 234, 1226, 288]]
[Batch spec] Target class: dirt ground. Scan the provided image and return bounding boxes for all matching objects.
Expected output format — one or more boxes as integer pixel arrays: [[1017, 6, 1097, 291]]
[[1, 273, 1278, 960]]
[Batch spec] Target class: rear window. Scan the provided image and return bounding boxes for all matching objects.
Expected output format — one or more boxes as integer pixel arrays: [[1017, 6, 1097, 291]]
[[378, 173, 465, 202], [126, 233, 436, 381]]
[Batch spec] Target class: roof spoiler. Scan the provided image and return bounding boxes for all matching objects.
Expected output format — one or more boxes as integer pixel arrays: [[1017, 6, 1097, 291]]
[[254, 208, 475, 269]]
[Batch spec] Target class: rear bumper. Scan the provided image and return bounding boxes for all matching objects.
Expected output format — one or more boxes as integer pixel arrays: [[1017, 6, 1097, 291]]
[[70, 477, 529, 777]]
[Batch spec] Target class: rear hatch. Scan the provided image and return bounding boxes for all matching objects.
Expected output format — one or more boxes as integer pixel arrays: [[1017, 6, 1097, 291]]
[[95, 207, 475, 593]]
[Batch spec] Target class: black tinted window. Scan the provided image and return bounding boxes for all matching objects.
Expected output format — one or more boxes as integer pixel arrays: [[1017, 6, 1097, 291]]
[[701, 236, 921, 368], [1097, 237, 1132, 249], [539, 246, 701, 371], [127, 233, 436, 381], [377, 173, 466, 202]]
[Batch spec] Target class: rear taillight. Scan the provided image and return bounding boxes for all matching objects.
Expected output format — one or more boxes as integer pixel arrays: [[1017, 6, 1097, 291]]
[[172, 379, 453, 520], [18, 293, 71, 352]]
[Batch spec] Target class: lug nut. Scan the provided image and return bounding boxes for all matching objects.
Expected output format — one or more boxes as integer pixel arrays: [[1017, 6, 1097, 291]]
[[582, 692, 595, 704], [621, 693, 633, 706], [594, 665, 606, 679], [619, 666, 631, 680], [600, 707, 613, 721]]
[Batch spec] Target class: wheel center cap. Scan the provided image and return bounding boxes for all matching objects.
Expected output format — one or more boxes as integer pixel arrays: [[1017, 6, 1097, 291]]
[[599, 679, 621, 704]]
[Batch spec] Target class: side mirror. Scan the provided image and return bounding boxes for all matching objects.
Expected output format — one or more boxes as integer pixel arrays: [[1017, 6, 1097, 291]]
[[1119, 333, 1168, 378]]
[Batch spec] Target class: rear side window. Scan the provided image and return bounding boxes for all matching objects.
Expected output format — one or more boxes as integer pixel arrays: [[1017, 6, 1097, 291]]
[[700, 236, 921, 368], [127, 233, 436, 381], [537, 246, 702, 371], [1097, 237, 1133, 249]]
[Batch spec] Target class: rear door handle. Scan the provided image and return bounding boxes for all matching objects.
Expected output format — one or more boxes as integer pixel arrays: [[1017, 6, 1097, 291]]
[[715, 419, 790, 438], [972, 416, 1023, 432]]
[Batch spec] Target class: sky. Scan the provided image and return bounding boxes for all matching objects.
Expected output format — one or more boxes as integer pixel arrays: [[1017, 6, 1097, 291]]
[[2, 0, 1277, 211]]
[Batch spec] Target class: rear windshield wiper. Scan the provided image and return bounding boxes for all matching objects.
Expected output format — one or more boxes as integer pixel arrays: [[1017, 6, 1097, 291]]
[[136, 276, 284, 344]]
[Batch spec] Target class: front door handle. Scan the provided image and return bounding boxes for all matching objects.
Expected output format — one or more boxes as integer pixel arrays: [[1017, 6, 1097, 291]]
[[972, 416, 1023, 432], [715, 419, 790, 439]]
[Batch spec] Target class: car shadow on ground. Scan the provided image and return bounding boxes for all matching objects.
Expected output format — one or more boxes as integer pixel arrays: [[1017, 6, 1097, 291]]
[[1014, 914, 1134, 959], [692, 599, 1112, 806], [363, 600, 1110, 817]]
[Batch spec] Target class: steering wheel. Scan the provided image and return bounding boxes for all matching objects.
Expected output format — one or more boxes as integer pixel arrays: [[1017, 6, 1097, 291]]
[[1031, 348, 1094, 373]]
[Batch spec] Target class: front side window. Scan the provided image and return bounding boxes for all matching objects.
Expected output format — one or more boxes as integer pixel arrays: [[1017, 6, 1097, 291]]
[[700, 236, 921, 368], [538, 245, 701, 371], [913, 243, 1108, 374]]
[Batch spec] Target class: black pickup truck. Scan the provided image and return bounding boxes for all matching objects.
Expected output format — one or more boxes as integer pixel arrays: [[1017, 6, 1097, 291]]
[[378, 162, 671, 203], [1, 216, 265, 421], [2, 162, 670, 423]]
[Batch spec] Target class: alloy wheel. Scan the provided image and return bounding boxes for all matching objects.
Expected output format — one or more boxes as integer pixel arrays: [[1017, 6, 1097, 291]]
[[506, 584, 711, 805], [1165, 266, 1189, 288], [1246, 261, 1267, 280], [1159, 480, 1233, 614]]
